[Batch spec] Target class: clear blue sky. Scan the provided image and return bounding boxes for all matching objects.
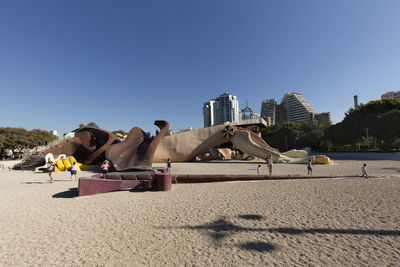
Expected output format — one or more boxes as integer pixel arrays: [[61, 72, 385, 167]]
[[1, 0, 399, 135]]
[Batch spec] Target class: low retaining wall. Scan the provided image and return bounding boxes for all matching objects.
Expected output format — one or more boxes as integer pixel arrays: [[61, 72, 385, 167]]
[[174, 174, 360, 183]]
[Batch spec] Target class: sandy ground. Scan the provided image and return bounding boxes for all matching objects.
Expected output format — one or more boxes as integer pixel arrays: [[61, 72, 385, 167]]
[[0, 159, 399, 266]]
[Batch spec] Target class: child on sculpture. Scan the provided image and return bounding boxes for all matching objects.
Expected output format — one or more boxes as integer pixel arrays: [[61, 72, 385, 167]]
[[101, 160, 110, 178]]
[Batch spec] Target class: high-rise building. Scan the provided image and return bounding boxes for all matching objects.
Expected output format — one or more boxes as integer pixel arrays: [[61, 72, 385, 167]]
[[260, 92, 330, 124], [260, 99, 277, 125], [315, 112, 332, 124], [281, 92, 317, 122], [203, 100, 215, 127], [275, 103, 288, 123], [203, 93, 240, 127], [214, 93, 240, 125], [381, 91, 400, 100]]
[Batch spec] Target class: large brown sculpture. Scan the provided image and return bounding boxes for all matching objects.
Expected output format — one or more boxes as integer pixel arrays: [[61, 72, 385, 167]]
[[152, 124, 326, 164], [19, 121, 169, 171], [105, 120, 168, 171], [45, 126, 116, 165], [19, 121, 330, 172]]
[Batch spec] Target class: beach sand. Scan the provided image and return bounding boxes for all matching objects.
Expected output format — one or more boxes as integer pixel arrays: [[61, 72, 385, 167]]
[[0, 160, 399, 266]]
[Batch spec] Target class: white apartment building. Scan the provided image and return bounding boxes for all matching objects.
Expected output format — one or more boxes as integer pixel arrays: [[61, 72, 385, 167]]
[[281, 92, 316, 122], [203, 100, 215, 127], [203, 93, 240, 127]]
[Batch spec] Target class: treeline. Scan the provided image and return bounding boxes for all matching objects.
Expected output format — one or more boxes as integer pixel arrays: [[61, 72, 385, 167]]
[[0, 128, 57, 158], [261, 99, 400, 152], [261, 122, 329, 152]]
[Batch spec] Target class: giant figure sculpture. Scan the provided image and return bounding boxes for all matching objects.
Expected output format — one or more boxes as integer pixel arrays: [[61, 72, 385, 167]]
[[19, 121, 330, 172], [153, 124, 323, 164]]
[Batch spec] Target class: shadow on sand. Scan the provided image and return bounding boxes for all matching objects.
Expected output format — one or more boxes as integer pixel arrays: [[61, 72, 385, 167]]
[[176, 214, 400, 252], [22, 181, 50, 184], [52, 188, 78, 198], [22, 179, 76, 184], [382, 167, 400, 173]]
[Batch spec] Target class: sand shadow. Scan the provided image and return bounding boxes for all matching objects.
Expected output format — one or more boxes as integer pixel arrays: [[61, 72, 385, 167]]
[[52, 188, 78, 198], [382, 167, 400, 173], [22, 181, 50, 184], [23, 179, 75, 184], [238, 214, 264, 220], [269, 227, 400, 236], [239, 241, 276, 252], [179, 215, 400, 251], [187, 160, 265, 165], [129, 187, 157, 193]]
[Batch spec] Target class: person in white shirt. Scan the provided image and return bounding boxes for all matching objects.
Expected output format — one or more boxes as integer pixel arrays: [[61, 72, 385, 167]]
[[361, 163, 368, 178], [266, 155, 273, 175], [70, 162, 78, 180]]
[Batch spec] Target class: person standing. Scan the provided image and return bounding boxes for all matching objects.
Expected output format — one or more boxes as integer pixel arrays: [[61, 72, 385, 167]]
[[257, 165, 261, 175], [307, 159, 313, 175], [48, 160, 55, 183], [361, 163, 368, 178], [70, 162, 78, 180], [167, 158, 172, 173], [267, 155, 273, 175], [101, 160, 110, 178]]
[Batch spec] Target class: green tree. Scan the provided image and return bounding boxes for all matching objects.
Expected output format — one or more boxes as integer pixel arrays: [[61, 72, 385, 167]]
[[325, 99, 400, 151], [261, 122, 328, 152], [0, 127, 56, 157]]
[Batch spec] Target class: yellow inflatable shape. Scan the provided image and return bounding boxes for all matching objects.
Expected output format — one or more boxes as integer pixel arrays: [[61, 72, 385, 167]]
[[55, 166, 60, 173], [56, 159, 65, 171], [79, 164, 97, 170], [314, 155, 331, 164], [68, 156, 77, 165], [63, 159, 72, 170]]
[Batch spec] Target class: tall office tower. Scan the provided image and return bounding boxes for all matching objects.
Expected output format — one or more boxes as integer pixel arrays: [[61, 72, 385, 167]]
[[275, 103, 288, 123], [203, 93, 240, 127], [203, 100, 216, 127], [381, 91, 400, 100], [260, 99, 277, 125], [281, 92, 316, 122], [214, 93, 240, 125]]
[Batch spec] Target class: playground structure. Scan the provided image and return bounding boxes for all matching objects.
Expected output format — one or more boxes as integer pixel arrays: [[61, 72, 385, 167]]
[[153, 124, 330, 164], [20, 120, 330, 173], [17, 120, 331, 196]]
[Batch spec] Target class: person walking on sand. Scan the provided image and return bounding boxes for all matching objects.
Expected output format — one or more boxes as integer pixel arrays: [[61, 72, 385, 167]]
[[307, 159, 313, 175], [47, 160, 56, 183], [101, 160, 110, 178], [267, 155, 273, 175], [257, 164, 261, 175], [70, 162, 78, 180], [167, 158, 172, 173], [361, 163, 368, 178]]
